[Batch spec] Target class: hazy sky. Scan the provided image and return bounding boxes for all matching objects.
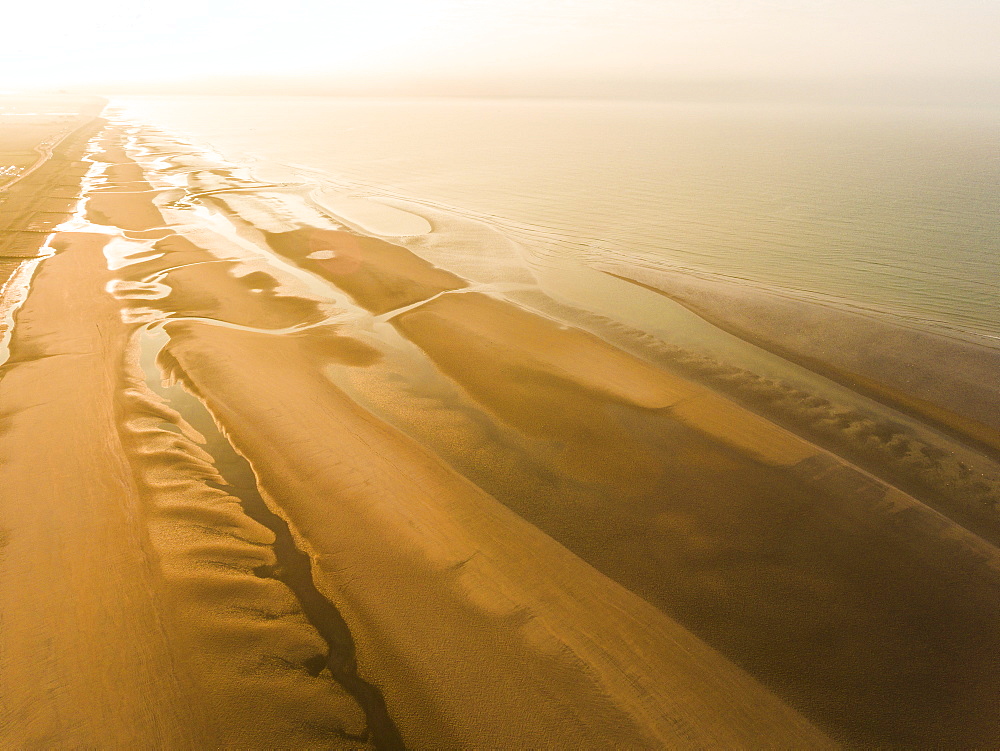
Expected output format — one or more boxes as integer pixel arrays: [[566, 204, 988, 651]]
[[3, 0, 998, 92]]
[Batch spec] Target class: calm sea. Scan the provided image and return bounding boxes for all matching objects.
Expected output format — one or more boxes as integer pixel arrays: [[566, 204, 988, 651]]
[[116, 96, 1000, 340]]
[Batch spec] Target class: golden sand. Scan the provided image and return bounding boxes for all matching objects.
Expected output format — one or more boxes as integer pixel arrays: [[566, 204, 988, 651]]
[[0, 234, 371, 747], [160, 319, 832, 748], [4, 100, 1000, 748], [670, 392, 820, 466], [265, 227, 467, 315]]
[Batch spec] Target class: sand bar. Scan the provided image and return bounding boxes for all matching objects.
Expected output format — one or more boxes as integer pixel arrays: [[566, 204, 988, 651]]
[[312, 188, 433, 237], [600, 264, 1000, 452]]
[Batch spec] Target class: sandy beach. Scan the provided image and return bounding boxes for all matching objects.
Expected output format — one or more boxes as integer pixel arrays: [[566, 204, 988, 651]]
[[2, 96, 1000, 748]]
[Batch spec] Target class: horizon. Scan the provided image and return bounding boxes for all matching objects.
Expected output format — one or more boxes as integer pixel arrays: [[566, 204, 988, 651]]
[[3, 1, 998, 103], [11, 75, 1000, 109]]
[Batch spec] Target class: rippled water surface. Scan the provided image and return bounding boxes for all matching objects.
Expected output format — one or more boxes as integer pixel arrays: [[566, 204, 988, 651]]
[[117, 96, 1000, 338]]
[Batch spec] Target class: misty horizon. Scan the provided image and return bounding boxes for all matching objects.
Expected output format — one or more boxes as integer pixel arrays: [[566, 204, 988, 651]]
[[13, 75, 995, 109], [3, 0, 998, 104]]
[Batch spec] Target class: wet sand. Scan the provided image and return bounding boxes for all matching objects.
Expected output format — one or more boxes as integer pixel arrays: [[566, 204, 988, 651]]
[[600, 265, 1000, 452], [2, 98, 1000, 747]]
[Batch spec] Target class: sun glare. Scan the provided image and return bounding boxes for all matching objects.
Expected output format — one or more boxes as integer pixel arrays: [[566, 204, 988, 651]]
[[4, 0, 455, 89], [2, 0, 998, 91]]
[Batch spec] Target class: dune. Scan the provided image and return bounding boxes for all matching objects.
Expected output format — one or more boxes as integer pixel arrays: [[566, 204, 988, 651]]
[[264, 226, 467, 315], [670, 391, 819, 466], [391, 289, 822, 467], [1, 110, 379, 748], [88, 125, 834, 745], [80, 130, 175, 231], [393, 290, 697, 409]]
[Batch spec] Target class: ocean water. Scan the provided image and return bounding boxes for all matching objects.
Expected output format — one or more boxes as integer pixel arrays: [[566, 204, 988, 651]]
[[116, 96, 1000, 340]]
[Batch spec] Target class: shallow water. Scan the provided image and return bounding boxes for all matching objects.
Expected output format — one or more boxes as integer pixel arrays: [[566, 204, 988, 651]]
[[138, 326, 404, 748], [117, 96, 1000, 339]]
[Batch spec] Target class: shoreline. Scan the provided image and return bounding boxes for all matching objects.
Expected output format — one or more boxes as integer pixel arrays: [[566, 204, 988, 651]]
[[3, 98, 1000, 747], [0, 100, 835, 748], [124, 121, 1000, 745], [119, 92, 1000, 341]]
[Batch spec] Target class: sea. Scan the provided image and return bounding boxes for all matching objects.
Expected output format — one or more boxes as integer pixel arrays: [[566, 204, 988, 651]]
[[115, 96, 1000, 341]]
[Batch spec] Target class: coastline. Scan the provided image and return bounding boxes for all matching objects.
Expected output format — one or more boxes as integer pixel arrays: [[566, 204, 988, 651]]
[[2, 97, 1000, 747], [0, 99, 833, 748]]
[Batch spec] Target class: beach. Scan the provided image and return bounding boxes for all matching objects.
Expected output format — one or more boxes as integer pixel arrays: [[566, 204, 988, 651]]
[[2, 95, 1000, 748]]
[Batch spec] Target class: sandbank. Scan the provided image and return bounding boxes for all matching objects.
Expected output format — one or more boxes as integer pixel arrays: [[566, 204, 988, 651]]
[[311, 188, 433, 237], [599, 264, 1000, 452]]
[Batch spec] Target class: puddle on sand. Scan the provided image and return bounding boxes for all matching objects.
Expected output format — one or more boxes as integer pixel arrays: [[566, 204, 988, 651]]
[[0, 255, 52, 367], [136, 325, 405, 751]]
